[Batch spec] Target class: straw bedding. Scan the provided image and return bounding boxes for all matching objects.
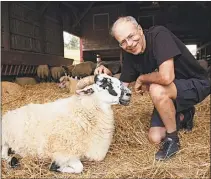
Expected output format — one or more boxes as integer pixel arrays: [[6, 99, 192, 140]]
[[1, 82, 210, 178]]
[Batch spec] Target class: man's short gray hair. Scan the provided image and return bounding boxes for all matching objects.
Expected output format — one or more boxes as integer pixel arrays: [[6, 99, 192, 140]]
[[110, 16, 138, 37]]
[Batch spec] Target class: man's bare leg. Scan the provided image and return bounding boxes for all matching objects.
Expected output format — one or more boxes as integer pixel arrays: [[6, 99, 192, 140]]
[[148, 82, 180, 160]]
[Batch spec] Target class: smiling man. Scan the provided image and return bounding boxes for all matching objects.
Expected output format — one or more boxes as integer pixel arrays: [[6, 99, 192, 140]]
[[94, 16, 210, 160]]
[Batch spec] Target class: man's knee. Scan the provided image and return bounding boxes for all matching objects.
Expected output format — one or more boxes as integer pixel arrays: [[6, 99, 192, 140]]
[[149, 83, 177, 102], [149, 84, 167, 102], [148, 127, 166, 144]]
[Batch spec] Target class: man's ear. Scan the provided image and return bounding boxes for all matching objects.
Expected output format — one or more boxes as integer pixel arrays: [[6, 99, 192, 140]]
[[76, 87, 94, 96]]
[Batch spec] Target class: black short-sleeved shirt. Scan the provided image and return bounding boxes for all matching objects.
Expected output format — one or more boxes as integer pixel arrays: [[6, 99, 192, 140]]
[[120, 26, 209, 83]]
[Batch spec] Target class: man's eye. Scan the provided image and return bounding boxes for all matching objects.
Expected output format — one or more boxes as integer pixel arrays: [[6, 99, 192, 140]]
[[129, 34, 135, 39], [121, 40, 126, 44], [121, 40, 126, 45]]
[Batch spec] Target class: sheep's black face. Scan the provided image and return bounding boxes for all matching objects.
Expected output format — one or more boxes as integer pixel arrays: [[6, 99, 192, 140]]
[[94, 74, 131, 105]]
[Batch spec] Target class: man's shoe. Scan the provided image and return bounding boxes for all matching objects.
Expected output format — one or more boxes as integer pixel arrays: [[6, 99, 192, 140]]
[[176, 107, 195, 131], [155, 137, 180, 161]]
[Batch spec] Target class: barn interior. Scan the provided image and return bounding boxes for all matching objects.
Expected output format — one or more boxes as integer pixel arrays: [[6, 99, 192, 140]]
[[1, 1, 211, 80], [1, 1, 211, 178]]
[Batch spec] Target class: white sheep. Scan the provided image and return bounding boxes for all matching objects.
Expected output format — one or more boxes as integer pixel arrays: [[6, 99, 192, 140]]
[[2, 74, 132, 173]]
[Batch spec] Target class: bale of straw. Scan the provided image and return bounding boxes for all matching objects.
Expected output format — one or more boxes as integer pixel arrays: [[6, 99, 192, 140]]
[[1, 81, 23, 105], [15, 77, 37, 86]]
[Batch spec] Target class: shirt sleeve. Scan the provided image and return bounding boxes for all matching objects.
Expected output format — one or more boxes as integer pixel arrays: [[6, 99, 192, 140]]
[[153, 28, 181, 66], [119, 52, 139, 82]]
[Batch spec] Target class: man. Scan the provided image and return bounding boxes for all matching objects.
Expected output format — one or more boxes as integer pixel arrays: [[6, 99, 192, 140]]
[[94, 16, 210, 160]]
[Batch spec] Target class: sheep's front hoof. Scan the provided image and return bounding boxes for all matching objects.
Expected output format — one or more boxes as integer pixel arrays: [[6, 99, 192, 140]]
[[49, 161, 60, 172], [8, 148, 15, 155], [9, 156, 20, 168]]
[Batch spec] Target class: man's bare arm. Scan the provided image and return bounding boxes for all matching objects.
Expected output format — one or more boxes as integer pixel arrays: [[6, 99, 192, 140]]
[[136, 59, 175, 85]]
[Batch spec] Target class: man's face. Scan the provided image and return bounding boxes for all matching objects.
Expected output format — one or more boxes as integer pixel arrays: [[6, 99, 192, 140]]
[[114, 22, 145, 55]]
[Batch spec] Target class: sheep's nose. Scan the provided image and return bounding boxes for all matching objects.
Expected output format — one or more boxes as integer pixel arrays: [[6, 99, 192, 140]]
[[126, 93, 131, 96]]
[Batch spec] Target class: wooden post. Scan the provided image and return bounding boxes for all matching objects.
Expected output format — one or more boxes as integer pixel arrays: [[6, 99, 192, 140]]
[[2, 2, 10, 50], [39, 2, 51, 54], [58, 3, 64, 57], [80, 39, 84, 62], [120, 49, 123, 66]]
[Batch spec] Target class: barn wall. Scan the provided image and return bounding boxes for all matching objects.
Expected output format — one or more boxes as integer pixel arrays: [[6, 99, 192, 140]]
[[126, 2, 211, 43], [1, 2, 73, 77], [81, 4, 126, 56], [1, 2, 63, 56]]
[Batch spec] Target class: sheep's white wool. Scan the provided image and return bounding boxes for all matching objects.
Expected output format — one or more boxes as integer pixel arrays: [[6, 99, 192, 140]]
[[2, 74, 131, 173]]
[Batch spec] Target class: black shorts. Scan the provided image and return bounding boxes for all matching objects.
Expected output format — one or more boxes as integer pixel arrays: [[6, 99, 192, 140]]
[[150, 78, 211, 127]]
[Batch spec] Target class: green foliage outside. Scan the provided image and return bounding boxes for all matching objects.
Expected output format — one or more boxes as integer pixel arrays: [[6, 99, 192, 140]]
[[64, 34, 80, 50]]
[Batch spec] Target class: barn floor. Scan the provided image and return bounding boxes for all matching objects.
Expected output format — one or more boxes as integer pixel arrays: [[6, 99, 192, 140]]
[[1, 82, 210, 178]]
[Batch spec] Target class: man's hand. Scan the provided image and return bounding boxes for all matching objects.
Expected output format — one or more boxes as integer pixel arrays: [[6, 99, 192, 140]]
[[94, 65, 112, 76], [134, 77, 150, 95], [134, 80, 144, 94]]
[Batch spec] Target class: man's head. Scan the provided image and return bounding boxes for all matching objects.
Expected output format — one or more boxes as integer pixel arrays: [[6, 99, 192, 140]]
[[110, 16, 146, 55]]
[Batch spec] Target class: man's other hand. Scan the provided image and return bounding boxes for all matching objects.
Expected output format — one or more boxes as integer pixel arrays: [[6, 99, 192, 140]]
[[94, 65, 112, 76]]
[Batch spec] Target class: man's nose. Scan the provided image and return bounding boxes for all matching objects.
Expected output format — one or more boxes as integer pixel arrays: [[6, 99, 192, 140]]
[[126, 38, 133, 47]]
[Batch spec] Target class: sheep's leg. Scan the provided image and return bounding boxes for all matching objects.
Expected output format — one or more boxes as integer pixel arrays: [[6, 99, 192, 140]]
[[2, 143, 21, 168], [85, 139, 111, 161], [2, 143, 10, 160], [50, 153, 83, 173]]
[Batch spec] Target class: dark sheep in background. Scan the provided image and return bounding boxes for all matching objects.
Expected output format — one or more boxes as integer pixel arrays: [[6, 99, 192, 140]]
[[97, 61, 121, 75], [50, 66, 66, 82], [71, 61, 97, 78], [36, 65, 51, 82]]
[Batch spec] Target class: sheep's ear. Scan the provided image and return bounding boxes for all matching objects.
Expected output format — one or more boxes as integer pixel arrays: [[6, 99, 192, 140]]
[[76, 87, 94, 96]]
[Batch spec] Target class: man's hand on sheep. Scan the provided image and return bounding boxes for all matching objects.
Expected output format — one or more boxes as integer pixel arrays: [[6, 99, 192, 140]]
[[94, 65, 112, 76]]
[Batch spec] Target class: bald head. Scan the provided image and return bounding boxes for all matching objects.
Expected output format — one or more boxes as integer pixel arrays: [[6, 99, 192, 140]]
[[110, 16, 139, 37]]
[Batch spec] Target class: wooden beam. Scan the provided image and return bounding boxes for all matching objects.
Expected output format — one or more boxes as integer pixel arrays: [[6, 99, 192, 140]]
[[197, 41, 211, 51], [39, 1, 51, 16], [61, 2, 79, 22], [58, 2, 64, 56], [1, 50, 74, 66], [72, 2, 95, 29], [38, 2, 51, 54], [62, 2, 78, 13]]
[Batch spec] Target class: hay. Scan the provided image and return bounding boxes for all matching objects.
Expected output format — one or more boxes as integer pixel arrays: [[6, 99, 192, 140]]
[[1, 82, 210, 178], [1, 82, 23, 105]]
